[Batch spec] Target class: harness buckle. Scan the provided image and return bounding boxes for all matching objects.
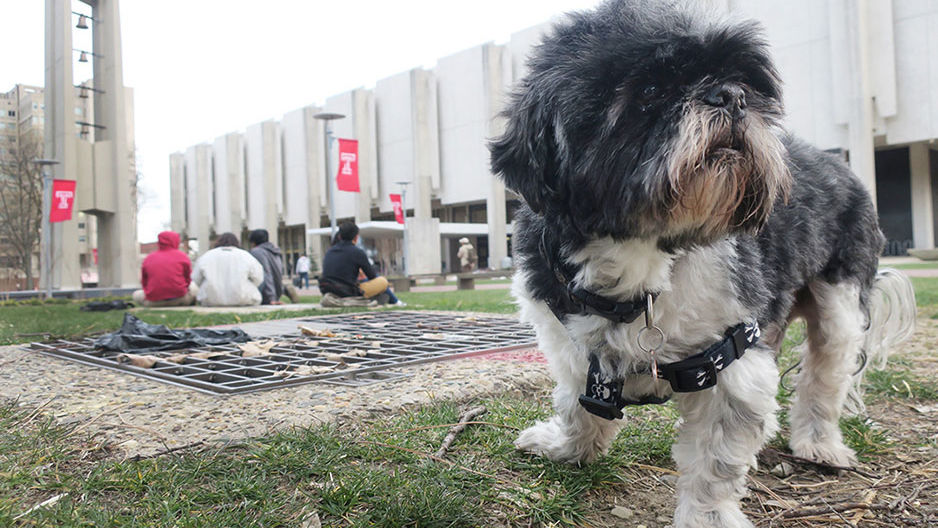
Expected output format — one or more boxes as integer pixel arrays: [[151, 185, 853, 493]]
[[660, 353, 718, 392]]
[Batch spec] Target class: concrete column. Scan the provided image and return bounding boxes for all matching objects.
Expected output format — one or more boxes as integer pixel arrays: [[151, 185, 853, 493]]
[[406, 217, 441, 274], [353, 89, 377, 224], [412, 69, 439, 219], [265, 122, 282, 246], [184, 144, 213, 254], [910, 143, 935, 249], [406, 69, 443, 274], [90, 0, 138, 287], [484, 44, 508, 269], [212, 133, 245, 236], [169, 153, 185, 234], [303, 107, 325, 269], [244, 121, 281, 246], [43, 0, 82, 289], [842, 0, 878, 204]]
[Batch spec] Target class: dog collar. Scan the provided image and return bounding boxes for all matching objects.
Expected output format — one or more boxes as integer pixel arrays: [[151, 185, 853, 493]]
[[539, 230, 656, 324], [578, 321, 761, 420]]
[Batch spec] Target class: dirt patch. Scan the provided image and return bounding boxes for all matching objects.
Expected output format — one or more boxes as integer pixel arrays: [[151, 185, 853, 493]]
[[579, 317, 938, 528]]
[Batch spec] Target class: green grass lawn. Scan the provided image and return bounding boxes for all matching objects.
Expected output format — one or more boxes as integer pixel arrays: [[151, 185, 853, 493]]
[[0, 289, 516, 346], [2, 372, 934, 526], [1, 278, 936, 526], [911, 277, 938, 313], [0, 396, 673, 527], [882, 262, 938, 270]]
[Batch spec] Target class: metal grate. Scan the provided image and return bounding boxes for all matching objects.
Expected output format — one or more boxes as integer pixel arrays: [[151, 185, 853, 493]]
[[29, 311, 536, 395]]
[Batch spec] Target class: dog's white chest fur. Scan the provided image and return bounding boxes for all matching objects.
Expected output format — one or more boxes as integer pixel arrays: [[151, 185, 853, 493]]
[[550, 238, 752, 372]]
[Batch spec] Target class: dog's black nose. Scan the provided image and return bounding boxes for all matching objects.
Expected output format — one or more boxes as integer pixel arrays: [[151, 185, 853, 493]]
[[705, 84, 747, 117]]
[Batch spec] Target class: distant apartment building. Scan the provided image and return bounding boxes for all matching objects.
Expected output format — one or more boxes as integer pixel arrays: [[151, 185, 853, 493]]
[[170, 1, 938, 277], [0, 84, 99, 290]]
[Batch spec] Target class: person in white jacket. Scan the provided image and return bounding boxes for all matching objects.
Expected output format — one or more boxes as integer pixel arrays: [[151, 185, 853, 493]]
[[191, 233, 264, 306]]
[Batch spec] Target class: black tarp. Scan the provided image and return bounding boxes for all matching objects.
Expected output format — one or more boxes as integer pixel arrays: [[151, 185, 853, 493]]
[[80, 300, 135, 312], [95, 313, 251, 353]]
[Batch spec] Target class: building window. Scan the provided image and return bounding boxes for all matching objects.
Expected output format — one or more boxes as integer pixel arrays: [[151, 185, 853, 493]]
[[78, 222, 85, 229], [78, 236, 86, 242], [74, 107, 83, 116], [7, 111, 14, 117]]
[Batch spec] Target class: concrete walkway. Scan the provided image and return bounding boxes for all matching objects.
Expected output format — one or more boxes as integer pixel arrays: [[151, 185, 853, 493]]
[[295, 281, 512, 295], [0, 310, 549, 457], [134, 303, 323, 314]]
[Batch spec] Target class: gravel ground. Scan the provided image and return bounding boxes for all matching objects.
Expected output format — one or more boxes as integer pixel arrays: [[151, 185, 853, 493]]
[[0, 340, 549, 458]]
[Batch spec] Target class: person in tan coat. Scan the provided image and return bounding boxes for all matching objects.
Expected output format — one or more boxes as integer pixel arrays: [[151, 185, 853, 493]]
[[456, 237, 477, 272]]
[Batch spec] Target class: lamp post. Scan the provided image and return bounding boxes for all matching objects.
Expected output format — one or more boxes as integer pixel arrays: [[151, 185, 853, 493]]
[[313, 112, 345, 241], [33, 159, 60, 299], [394, 180, 412, 275]]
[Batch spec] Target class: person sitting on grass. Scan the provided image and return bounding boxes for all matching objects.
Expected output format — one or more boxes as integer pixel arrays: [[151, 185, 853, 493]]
[[132, 230, 197, 307], [191, 232, 264, 307], [318, 221, 404, 307]]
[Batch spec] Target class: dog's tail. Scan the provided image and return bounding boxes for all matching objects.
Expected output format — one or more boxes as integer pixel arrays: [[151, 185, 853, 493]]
[[846, 268, 917, 414]]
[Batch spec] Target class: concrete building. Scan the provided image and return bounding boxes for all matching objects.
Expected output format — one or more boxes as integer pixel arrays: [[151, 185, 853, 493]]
[[0, 84, 99, 290], [715, 0, 938, 256], [44, 0, 138, 290], [171, 54, 516, 275], [171, 0, 938, 277]]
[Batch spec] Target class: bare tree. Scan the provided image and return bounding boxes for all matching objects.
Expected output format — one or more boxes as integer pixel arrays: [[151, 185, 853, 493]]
[[0, 130, 44, 290]]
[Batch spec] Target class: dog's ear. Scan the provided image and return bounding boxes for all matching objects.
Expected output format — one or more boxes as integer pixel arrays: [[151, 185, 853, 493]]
[[489, 92, 561, 214]]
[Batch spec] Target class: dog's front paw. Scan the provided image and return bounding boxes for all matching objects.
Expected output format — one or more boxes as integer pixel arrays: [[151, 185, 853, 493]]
[[790, 438, 858, 468], [514, 418, 595, 464], [674, 502, 754, 528]]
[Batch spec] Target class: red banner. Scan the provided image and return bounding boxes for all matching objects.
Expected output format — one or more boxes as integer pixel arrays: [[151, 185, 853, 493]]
[[390, 193, 404, 224], [50, 179, 76, 223], [336, 138, 360, 192]]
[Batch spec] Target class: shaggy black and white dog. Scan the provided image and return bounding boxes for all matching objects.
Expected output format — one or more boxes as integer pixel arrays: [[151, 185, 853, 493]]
[[490, 1, 915, 527]]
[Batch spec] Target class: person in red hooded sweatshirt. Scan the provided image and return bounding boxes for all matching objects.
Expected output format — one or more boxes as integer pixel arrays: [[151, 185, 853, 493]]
[[131, 231, 198, 307]]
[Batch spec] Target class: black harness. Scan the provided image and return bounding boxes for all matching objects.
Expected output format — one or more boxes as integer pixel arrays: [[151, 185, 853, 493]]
[[538, 231, 761, 420]]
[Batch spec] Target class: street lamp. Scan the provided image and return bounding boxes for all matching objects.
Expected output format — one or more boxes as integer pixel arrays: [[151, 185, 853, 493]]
[[313, 112, 345, 241], [32, 159, 60, 299], [394, 180, 412, 275]]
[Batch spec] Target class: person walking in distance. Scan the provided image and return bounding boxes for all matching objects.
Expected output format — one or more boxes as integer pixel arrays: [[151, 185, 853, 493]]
[[295, 254, 311, 289]]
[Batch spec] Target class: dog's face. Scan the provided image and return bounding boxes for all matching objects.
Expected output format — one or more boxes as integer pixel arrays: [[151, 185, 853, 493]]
[[491, 0, 792, 245]]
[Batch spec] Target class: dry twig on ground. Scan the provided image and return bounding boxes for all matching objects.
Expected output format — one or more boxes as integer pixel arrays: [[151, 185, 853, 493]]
[[435, 406, 487, 458]]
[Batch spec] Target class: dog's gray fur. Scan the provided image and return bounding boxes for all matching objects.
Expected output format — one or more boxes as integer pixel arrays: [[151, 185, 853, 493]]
[[489, 1, 916, 526]]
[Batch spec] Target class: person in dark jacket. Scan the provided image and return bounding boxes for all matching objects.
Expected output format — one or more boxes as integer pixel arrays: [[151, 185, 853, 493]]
[[248, 229, 284, 305], [319, 222, 404, 306], [132, 230, 197, 307]]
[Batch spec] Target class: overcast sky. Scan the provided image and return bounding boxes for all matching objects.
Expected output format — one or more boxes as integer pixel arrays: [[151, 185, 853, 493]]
[[1, 0, 602, 242]]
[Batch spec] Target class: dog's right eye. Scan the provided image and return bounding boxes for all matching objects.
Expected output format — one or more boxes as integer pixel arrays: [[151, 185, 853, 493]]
[[637, 85, 659, 113]]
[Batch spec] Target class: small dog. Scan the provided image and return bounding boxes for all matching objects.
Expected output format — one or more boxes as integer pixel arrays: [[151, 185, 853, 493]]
[[489, 1, 915, 527]]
